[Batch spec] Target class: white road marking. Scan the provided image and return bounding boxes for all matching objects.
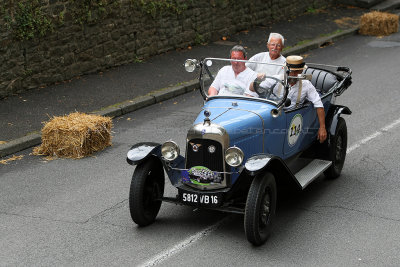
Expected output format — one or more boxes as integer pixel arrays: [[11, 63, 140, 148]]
[[347, 117, 400, 153], [138, 216, 230, 267], [139, 117, 400, 266]]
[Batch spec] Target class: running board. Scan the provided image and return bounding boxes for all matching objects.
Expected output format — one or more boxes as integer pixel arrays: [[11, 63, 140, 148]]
[[294, 159, 332, 189]]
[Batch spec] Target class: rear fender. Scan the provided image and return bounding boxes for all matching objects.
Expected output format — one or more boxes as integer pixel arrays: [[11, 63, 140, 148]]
[[315, 105, 351, 159], [244, 154, 301, 190], [326, 105, 351, 136]]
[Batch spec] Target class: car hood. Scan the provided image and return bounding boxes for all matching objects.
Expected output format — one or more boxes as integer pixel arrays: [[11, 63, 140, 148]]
[[193, 98, 274, 141]]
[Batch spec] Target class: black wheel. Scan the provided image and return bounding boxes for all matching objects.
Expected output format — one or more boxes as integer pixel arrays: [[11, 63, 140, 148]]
[[129, 156, 165, 226], [324, 117, 347, 179], [244, 172, 277, 246]]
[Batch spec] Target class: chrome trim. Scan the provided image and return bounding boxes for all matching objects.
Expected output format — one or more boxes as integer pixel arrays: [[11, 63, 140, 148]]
[[210, 108, 231, 121], [201, 57, 288, 106], [225, 146, 245, 167], [169, 167, 239, 175], [187, 122, 230, 145], [184, 59, 199, 72], [186, 122, 230, 190], [207, 95, 279, 106], [161, 140, 180, 161], [204, 57, 285, 67], [306, 62, 341, 68]]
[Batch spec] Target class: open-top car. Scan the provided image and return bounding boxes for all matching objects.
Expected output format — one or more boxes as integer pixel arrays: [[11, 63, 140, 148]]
[[126, 57, 352, 245]]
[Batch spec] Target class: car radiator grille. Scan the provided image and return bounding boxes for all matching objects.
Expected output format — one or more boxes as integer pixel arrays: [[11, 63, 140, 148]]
[[186, 139, 224, 172]]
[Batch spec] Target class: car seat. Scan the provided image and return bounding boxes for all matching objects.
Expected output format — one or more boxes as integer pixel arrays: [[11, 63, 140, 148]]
[[304, 68, 338, 94]]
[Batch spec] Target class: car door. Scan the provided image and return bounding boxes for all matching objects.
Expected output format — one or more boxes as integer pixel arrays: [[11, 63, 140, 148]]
[[283, 103, 319, 157]]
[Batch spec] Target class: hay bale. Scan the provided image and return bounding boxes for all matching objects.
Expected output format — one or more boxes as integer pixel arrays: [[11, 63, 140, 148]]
[[33, 112, 113, 158], [359, 11, 399, 36]]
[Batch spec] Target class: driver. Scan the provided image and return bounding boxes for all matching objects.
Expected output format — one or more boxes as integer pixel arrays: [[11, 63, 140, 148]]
[[208, 45, 258, 96], [247, 55, 327, 143]]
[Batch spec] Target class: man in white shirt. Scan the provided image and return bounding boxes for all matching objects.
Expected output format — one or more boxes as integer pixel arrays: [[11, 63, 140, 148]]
[[208, 45, 257, 96], [247, 55, 327, 143], [246, 32, 286, 75]]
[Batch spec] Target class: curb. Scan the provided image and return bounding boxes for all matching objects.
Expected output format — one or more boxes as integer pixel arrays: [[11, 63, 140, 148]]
[[0, 27, 359, 158], [0, 134, 42, 158], [92, 79, 199, 118], [282, 28, 358, 56]]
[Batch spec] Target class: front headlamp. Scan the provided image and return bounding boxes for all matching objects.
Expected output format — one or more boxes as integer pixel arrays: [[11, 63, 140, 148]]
[[225, 146, 244, 167], [184, 59, 198, 73], [161, 141, 180, 161]]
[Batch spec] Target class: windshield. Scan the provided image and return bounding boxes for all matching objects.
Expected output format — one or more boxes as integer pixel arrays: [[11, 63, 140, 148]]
[[200, 57, 287, 105]]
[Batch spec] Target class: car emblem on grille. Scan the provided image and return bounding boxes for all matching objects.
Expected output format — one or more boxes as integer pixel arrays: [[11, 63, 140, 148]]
[[208, 145, 216, 153], [190, 142, 202, 152]]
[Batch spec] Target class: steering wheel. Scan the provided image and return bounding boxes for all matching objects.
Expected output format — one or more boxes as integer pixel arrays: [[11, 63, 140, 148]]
[[253, 76, 285, 100]]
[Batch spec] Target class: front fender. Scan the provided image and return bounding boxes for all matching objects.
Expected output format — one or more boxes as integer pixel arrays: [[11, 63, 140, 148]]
[[126, 142, 161, 165], [244, 154, 301, 190], [126, 142, 185, 186]]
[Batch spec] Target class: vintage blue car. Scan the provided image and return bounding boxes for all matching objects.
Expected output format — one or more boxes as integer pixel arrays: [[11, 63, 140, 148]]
[[126, 57, 352, 245]]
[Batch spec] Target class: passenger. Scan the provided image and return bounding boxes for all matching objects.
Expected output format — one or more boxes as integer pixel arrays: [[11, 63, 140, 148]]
[[247, 56, 327, 143], [246, 32, 286, 75], [208, 45, 257, 97]]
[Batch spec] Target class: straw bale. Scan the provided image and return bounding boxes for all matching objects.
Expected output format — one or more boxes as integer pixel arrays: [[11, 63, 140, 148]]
[[359, 11, 399, 36], [33, 112, 113, 158]]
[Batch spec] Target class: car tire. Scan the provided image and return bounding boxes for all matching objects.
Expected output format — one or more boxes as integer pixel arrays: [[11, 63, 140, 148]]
[[244, 172, 277, 246], [324, 117, 347, 179], [129, 156, 165, 226]]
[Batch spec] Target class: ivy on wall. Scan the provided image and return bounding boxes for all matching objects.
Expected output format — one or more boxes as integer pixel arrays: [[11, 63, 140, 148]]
[[132, 0, 188, 18], [1, 0, 321, 42], [3, 0, 53, 41], [2, 0, 192, 41], [70, 0, 120, 25]]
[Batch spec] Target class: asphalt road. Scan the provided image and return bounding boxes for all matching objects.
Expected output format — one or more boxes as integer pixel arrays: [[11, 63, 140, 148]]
[[1, 32, 400, 266]]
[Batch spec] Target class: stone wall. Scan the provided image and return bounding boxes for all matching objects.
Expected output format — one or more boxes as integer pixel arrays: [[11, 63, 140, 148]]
[[0, 0, 333, 98]]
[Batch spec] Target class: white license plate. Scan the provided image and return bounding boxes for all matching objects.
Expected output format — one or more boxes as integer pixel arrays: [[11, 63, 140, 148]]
[[180, 192, 220, 206]]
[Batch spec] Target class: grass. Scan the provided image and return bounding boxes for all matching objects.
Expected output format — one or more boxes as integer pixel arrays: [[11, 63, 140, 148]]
[[283, 39, 312, 51], [283, 28, 345, 51], [296, 39, 312, 46], [306, 7, 317, 14], [319, 29, 343, 37]]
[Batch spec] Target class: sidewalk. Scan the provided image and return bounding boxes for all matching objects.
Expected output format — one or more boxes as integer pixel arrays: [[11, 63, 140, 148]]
[[0, 5, 368, 157]]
